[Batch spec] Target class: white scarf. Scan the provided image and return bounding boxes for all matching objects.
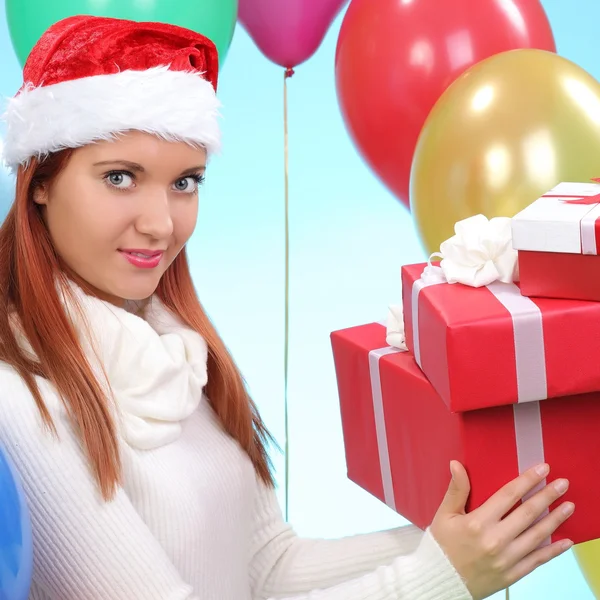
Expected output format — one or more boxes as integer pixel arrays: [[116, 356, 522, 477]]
[[17, 282, 208, 450]]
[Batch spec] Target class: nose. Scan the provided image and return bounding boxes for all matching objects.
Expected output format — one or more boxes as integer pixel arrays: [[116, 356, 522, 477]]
[[134, 189, 174, 240]]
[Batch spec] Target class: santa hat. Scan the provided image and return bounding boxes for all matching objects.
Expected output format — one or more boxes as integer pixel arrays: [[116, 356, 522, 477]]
[[2, 15, 221, 171]]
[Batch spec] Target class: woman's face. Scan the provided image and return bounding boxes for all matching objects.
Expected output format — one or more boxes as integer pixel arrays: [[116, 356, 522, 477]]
[[33, 131, 206, 305]]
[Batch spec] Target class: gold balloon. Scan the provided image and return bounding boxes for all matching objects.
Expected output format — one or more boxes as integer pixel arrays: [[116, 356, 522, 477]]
[[575, 541, 600, 598], [410, 49, 600, 254]]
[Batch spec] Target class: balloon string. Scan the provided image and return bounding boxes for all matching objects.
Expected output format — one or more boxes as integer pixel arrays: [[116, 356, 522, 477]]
[[283, 66, 294, 523], [506, 588, 510, 600]]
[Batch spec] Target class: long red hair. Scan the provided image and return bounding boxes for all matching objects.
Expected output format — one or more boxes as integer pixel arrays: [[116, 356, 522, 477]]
[[0, 150, 275, 499]]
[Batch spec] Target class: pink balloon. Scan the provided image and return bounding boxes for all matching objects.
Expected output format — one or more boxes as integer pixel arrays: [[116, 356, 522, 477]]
[[239, 0, 348, 68]]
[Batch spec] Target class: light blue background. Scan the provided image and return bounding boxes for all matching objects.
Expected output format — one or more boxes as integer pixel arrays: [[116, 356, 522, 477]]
[[1, 1, 598, 598]]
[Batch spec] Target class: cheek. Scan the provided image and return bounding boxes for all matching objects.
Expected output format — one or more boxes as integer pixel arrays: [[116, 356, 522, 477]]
[[45, 202, 89, 250], [172, 202, 199, 246], [45, 192, 125, 251]]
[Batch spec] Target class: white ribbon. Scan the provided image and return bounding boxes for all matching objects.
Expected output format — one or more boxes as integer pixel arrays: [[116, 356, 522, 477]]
[[367, 343, 405, 512], [438, 215, 519, 287], [581, 203, 600, 255], [386, 307, 407, 351], [486, 282, 549, 543], [485, 282, 547, 403], [513, 401, 549, 545], [411, 266, 446, 368]]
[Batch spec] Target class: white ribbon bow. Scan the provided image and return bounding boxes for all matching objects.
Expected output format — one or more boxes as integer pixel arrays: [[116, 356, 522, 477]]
[[386, 304, 407, 351], [438, 214, 519, 287], [386, 214, 519, 350]]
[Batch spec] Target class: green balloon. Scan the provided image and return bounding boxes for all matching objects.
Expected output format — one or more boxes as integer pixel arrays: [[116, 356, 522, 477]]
[[6, 0, 238, 68]]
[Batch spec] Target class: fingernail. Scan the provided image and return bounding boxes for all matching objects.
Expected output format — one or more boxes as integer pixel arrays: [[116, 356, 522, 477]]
[[561, 539, 574, 550], [450, 461, 456, 480], [554, 479, 569, 494], [562, 502, 575, 516], [535, 463, 549, 477]]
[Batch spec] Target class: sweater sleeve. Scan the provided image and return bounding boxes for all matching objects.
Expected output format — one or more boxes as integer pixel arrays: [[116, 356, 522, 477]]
[[249, 482, 472, 600], [0, 371, 198, 600]]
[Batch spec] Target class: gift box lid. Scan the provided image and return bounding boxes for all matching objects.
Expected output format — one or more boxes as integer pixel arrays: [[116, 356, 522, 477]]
[[511, 181, 600, 255]]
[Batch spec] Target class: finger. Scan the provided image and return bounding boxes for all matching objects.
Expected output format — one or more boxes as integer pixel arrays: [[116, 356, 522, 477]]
[[498, 478, 570, 540], [505, 501, 574, 565], [438, 461, 471, 516], [504, 537, 573, 586], [474, 463, 550, 522]]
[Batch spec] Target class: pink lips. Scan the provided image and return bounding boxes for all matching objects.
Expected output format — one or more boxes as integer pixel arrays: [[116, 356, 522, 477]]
[[119, 249, 164, 269]]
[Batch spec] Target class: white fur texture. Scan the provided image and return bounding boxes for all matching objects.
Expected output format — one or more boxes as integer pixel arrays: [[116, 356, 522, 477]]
[[2, 66, 221, 170]]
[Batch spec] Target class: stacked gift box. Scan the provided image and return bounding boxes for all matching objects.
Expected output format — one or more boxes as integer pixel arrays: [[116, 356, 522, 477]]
[[331, 180, 600, 546]]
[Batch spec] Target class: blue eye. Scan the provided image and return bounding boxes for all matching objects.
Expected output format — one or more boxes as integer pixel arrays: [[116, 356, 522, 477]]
[[174, 174, 205, 193], [104, 171, 135, 190]]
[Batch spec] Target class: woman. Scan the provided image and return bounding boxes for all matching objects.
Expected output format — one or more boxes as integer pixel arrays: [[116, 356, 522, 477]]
[[0, 15, 573, 600]]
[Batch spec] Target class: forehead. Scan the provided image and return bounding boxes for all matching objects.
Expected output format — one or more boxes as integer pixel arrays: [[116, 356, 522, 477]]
[[72, 131, 207, 168]]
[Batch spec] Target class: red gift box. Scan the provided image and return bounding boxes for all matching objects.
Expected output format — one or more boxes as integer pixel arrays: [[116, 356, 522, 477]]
[[331, 321, 600, 545], [401, 262, 600, 413], [517, 251, 600, 302], [512, 181, 600, 301]]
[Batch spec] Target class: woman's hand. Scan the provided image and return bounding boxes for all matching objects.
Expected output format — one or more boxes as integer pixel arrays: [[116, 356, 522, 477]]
[[430, 461, 574, 600]]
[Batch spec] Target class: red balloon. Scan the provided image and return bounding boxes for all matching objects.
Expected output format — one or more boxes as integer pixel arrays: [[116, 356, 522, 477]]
[[335, 0, 556, 209]]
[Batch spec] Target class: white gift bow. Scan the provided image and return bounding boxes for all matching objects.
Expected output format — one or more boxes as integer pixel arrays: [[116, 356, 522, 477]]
[[386, 305, 407, 351], [386, 214, 519, 350]]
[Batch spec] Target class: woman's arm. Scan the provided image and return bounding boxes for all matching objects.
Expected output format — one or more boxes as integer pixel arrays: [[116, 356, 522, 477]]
[[0, 373, 198, 600], [249, 482, 470, 600]]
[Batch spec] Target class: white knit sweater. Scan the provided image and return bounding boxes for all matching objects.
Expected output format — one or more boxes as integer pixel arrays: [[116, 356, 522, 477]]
[[0, 284, 472, 600]]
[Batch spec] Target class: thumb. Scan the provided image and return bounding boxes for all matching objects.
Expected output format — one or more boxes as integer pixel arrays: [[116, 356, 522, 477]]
[[440, 461, 471, 516]]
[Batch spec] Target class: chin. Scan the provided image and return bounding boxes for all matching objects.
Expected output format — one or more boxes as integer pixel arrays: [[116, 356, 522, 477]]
[[112, 277, 161, 303]]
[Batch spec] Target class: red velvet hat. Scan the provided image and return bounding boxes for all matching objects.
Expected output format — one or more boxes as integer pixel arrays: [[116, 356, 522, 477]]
[[2, 15, 221, 170]]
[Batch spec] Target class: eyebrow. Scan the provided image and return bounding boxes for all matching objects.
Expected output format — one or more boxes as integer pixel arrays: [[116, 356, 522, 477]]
[[93, 160, 206, 175]]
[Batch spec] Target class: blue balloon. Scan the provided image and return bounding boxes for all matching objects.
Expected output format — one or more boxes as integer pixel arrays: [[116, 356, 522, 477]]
[[0, 447, 32, 600]]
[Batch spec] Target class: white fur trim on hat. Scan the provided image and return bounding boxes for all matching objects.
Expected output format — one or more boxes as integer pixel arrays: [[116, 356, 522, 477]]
[[2, 66, 221, 171]]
